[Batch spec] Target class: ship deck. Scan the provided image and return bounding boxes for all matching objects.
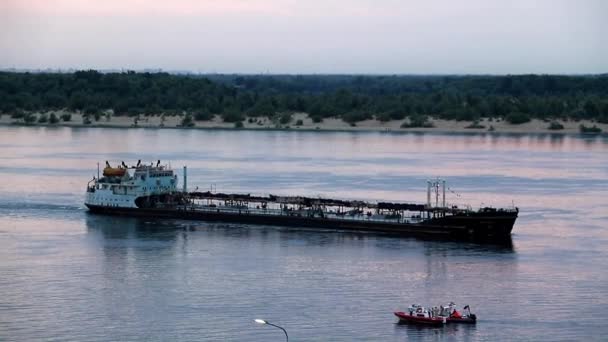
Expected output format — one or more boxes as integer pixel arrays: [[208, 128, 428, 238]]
[[183, 201, 433, 224]]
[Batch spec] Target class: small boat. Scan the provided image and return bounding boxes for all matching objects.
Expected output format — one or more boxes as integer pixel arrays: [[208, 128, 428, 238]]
[[394, 305, 446, 326], [440, 303, 477, 324], [447, 315, 477, 324]]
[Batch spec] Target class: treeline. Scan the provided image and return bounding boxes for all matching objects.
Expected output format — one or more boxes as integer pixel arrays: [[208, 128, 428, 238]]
[[1, 70, 607, 124]]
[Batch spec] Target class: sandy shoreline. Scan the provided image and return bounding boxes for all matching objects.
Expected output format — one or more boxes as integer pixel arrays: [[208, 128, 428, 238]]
[[1, 111, 606, 135]]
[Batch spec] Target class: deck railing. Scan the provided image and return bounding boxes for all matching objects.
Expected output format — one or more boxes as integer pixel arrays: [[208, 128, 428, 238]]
[[182, 204, 427, 225]]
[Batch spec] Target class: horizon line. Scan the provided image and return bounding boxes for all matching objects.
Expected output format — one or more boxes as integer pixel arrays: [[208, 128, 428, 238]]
[[1, 67, 607, 77]]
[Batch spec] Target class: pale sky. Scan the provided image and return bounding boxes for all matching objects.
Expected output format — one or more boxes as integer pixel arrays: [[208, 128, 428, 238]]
[[1, 0, 606, 74]]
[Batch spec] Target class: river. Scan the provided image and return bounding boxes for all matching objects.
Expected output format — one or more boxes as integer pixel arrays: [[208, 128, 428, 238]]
[[1, 126, 607, 341]]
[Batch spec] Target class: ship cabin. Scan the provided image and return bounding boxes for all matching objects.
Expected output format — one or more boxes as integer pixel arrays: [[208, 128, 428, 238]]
[[86, 161, 178, 203]]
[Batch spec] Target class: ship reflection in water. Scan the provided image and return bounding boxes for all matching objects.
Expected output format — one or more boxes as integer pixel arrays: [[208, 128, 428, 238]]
[[85, 213, 515, 256], [395, 321, 478, 341]]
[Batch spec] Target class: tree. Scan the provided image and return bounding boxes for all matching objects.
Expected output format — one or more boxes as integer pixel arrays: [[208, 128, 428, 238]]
[[84, 105, 99, 115], [579, 124, 602, 133], [401, 115, 433, 128], [194, 110, 213, 121], [49, 113, 59, 124], [583, 99, 599, 118], [376, 112, 392, 122], [1, 71, 607, 125], [24, 113, 37, 124], [69, 91, 88, 111], [11, 110, 25, 119], [248, 99, 275, 117], [279, 112, 292, 124], [388, 109, 406, 120], [505, 112, 531, 124], [221, 110, 244, 123], [181, 114, 194, 127], [548, 121, 564, 130], [310, 115, 323, 123], [342, 111, 371, 124], [1, 102, 17, 114]]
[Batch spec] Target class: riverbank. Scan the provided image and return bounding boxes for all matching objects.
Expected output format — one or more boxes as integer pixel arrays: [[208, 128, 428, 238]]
[[1, 111, 606, 134]]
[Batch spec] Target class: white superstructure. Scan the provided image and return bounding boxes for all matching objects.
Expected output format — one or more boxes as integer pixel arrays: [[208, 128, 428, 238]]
[[85, 161, 179, 208]]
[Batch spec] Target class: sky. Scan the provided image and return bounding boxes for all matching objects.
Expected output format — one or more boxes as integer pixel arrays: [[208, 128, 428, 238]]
[[0, 0, 606, 74]]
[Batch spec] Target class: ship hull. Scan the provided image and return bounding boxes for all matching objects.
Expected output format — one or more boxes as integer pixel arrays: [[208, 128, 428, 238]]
[[394, 312, 446, 325], [85, 204, 516, 241]]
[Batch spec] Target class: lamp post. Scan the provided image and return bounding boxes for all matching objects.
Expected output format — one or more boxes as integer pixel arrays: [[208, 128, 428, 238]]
[[254, 319, 288, 342]]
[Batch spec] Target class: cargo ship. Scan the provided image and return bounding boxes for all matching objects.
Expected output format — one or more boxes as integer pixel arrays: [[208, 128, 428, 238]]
[[85, 161, 518, 240]]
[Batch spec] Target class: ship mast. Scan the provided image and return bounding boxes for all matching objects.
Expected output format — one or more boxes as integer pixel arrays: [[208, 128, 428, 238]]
[[427, 178, 446, 208], [183, 166, 187, 193]]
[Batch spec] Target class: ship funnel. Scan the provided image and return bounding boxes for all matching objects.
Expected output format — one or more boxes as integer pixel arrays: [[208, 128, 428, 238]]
[[183, 166, 187, 193]]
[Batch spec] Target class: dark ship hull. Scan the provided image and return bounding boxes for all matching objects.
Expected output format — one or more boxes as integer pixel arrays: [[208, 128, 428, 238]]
[[85, 203, 517, 241]]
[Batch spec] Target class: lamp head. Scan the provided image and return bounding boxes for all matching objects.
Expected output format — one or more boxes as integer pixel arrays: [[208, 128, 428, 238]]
[[254, 319, 267, 325]]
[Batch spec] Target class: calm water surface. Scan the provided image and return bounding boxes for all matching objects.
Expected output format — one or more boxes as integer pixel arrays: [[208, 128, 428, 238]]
[[1, 126, 607, 341]]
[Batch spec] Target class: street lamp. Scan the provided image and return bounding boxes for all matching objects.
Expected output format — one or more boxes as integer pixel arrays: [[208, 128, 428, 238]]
[[254, 319, 288, 342]]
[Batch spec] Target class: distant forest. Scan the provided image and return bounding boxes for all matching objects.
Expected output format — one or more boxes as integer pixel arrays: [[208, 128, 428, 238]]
[[1, 71, 607, 124]]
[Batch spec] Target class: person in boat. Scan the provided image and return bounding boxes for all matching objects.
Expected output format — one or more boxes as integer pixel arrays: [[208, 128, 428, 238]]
[[446, 302, 461, 318], [450, 309, 462, 319]]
